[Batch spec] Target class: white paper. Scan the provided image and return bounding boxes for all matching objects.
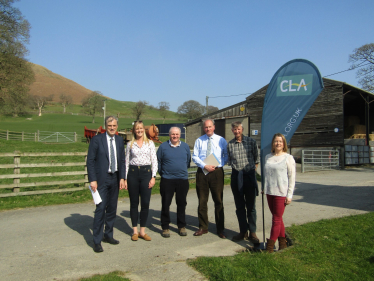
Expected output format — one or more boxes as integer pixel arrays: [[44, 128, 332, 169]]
[[202, 153, 220, 175], [89, 185, 102, 205]]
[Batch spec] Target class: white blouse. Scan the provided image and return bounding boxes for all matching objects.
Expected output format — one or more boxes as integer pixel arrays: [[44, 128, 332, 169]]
[[125, 140, 158, 178], [264, 153, 296, 198]]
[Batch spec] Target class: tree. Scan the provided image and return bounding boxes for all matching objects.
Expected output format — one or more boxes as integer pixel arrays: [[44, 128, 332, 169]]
[[60, 93, 72, 113], [82, 91, 104, 123], [158, 101, 170, 123], [30, 95, 47, 116], [132, 100, 148, 120], [349, 43, 374, 93], [207, 105, 219, 115], [177, 100, 205, 120], [0, 0, 34, 116]]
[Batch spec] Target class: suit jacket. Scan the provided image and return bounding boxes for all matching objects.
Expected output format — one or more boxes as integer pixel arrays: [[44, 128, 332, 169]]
[[87, 133, 126, 188]]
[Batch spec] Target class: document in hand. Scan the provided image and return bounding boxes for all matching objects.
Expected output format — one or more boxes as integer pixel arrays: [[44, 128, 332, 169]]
[[202, 153, 221, 175], [89, 185, 102, 205]]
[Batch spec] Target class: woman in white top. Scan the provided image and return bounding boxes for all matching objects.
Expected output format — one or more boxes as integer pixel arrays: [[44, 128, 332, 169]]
[[124, 121, 158, 241], [264, 133, 296, 253]]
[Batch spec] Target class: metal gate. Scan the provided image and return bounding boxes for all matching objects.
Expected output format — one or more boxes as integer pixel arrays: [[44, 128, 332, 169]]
[[301, 150, 340, 173]]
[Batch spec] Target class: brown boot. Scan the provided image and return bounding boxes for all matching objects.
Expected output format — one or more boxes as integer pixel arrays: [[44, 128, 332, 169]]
[[248, 232, 260, 244], [278, 237, 287, 250], [266, 239, 276, 253]]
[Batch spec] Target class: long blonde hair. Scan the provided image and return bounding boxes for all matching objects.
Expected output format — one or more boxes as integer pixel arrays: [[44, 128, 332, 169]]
[[130, 120, 149, 148], [271, 133, 288, 153]]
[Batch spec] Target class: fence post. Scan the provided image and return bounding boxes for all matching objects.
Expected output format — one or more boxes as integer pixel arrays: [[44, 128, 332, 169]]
[[34, 132, 37, 142], [301, 150, 304, 173], [84, 154, 89, 188], [37, 130, 39, 142], [6, 130, 9, 140], [22, 131, 24, 141], [74, 132, 77, 142], [13, 151, 21, 193]]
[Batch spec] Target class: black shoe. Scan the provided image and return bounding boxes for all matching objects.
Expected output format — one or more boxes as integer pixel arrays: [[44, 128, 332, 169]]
[[93, 243, 103, 253], [102, 237, 120, 245]]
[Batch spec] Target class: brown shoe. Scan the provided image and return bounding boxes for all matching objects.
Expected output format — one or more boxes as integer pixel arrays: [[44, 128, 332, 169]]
[[232, 231, 248, 241], [178, 227, 187, 236], [266, 238, 276, 253], [131, 234, 138, 241], [139, 233, 152, 241], [278, 237, 287, 250], [218, 232, 226, 239], [193, 229, 208, 236], [249, 232, 260, 244], [162, 229, 170, 238]]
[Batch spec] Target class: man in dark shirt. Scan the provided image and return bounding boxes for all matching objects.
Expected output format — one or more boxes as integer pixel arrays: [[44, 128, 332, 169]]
[[157, 127, 191, 237]]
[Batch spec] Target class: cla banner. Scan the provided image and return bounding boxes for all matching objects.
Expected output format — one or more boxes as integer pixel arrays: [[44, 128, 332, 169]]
[[260, 59, 324, 187]]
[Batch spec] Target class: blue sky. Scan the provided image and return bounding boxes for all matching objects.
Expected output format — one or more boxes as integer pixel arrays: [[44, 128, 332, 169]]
[[15, 0, 374, 112]]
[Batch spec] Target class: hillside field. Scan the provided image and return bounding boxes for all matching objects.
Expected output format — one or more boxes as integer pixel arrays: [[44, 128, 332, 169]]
[[0, 112, 183, 137]]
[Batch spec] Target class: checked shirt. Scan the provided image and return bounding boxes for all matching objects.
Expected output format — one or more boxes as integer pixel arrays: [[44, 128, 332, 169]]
[[227, 135, 259, 172]]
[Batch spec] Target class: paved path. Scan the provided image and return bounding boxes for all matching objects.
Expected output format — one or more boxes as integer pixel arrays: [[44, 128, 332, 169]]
[[1, 166, 373, 281]]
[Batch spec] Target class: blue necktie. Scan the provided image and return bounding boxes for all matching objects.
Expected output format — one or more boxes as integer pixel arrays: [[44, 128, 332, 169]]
[[110, 138, 115, 173]]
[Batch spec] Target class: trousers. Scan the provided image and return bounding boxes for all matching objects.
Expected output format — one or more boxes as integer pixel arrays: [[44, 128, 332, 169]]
[[127, 165, 152, 227], [195, 167, 224, 233], [266, 194, 286, 241], [160, 178, 189, 229]]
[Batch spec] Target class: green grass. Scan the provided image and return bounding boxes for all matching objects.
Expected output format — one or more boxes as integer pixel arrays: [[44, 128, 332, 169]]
[[189, 212, 374, 281], [78, 271, 130, 281]]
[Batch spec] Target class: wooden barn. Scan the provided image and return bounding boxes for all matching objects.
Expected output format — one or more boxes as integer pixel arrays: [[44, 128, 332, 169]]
[[184, 78, 374, 167]]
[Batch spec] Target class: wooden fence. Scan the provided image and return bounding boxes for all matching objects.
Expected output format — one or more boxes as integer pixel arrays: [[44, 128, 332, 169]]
[[0, 130, 78, 143], [0, 152, 88, 197], [0, 151, 232, 198]]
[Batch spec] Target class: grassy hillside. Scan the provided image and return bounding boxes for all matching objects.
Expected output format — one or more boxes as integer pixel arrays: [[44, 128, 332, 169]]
[[0, 113, 184, 135]]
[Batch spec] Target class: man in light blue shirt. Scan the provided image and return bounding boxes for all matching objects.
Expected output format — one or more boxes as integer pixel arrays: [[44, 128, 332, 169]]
[[192, 119, 228, 238]]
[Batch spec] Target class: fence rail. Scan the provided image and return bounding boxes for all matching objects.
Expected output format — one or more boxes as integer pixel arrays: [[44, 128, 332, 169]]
[[0, 152, 88, 197], [0, 130, 78, 143], [0, 152, 232, 197], [301, 149, 340, 173]]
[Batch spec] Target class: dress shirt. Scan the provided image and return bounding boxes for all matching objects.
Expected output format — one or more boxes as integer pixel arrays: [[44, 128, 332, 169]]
[[125, 140, 158, 178], [227, 135, 259, 172], [106, 133, 117, 173], [192, 133, 228, 169], [168, 140, 181, 148]]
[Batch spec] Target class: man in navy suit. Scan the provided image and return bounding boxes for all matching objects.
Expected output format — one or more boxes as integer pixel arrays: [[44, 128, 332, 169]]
[[87, 116, 126, 253]]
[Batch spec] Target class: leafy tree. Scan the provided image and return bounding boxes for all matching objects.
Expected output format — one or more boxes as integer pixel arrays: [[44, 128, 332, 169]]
[[349, 43, 374, 93], [82, 91, 104, 123], [60, 93, 72, 113], [177, 100, 205, 120], [132, 100, 148, 120], [158, 101, 170, 123], [0, 0, 34, 116], [207, 105, 219, 114]]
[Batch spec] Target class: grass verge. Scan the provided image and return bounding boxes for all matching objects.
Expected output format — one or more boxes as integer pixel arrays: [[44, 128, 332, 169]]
[[188, 212, 374, 281]]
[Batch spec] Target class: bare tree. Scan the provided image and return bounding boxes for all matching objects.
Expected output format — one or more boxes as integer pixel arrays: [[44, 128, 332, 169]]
[[82, 91, 104, 123], [60, 93, 73, 113], [177, 100, 205, 120], [158, 101, 170, 123], [30, 95, 47, 116], [132, 100, 148, 120], [349, 43, 374, 93]]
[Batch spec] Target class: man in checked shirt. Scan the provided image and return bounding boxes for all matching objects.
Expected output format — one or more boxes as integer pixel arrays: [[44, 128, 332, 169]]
[[227, 121, 260, 243]]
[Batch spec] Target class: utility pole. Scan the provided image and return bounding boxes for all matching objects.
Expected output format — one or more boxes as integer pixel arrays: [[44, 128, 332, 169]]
[[102, 100, 106, 129], [206, 96, 209, 115]]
